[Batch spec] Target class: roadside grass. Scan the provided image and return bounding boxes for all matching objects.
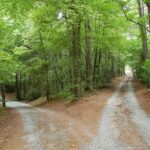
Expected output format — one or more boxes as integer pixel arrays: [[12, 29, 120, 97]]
[[0, 97, 3, 115], [0, 98, 7, 116], [0, 106, 6, 116], [29, 97, 47, 107]]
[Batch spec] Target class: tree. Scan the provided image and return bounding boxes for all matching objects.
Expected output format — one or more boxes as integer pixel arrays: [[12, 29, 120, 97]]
[[144, 0, 150, 29], [1, 0, 147, 103], [0, 51, 17, 107], [137, 0, 149, 61]]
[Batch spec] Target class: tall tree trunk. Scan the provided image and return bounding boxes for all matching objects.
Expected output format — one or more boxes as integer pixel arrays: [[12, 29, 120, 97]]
[[93, 48, 98, 87], [97, 51, 102, 80], [112, 56, 117, 77], [137, 0, 148, 61], [1, 85, 6, 107], [16, 71, 21, 100], [93, 16, 101, 88], [85, 19, 93, 91], [23, 74, 26, 99], [20, 73, 22, 98], [70, 0, 82, 99], [71, 21, 81, 98], [46, 73, 50, 101], [145, 2, 150, 30], [39, 31, 50, 101], [64, 10, 73, 85], [148, 5, 150, 30]]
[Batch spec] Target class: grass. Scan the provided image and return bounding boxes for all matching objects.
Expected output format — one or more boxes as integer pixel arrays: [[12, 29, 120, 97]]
[[0, 106, 6, 116], [0, 100, 7, 116], [29, 97, 47, 107]]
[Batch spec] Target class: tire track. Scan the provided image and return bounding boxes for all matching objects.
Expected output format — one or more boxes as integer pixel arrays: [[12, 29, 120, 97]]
[[83, 81, 126, 150], [84, 80, 150, 150], [124, 82, 150, 147], [6, 101, 94, 150]]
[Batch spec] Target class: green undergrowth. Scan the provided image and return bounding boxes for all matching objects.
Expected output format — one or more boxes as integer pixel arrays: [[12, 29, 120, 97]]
[[29, 97, 47, 107], [140, 60, 150, 87], [0, 107, 6, 116]]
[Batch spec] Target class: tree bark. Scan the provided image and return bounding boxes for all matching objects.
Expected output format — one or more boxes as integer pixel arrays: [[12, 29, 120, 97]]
[[71, 21, 81, 98], [69, 0, 82, 99], [23, 74, 26, 99], [93, 48, 98, 87], [1, 85, 6, 107], [16, 71, 22, 100], [137, 0, 148, 61], [93, 16, 101, 88], [85, 19, 93, 91], [145, 1, 150, 30], [112, 56, 117, 77], [39, 31, 50, 101]]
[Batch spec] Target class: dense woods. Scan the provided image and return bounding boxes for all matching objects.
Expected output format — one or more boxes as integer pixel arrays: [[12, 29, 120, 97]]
[[0, 0, 150, 107]]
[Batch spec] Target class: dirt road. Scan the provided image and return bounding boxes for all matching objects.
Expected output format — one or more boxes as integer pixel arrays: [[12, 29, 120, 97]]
[[84, 80, 150, 150], [5, 79, 150, 150], [6, 101, 94, 150]]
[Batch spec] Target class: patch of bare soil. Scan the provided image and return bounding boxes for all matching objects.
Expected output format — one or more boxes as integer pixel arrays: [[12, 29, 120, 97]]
[[40, 90, 113, 149], [133, 80, 150, 116], [0, 108, 26, 150], [43, 90, 113, 132]]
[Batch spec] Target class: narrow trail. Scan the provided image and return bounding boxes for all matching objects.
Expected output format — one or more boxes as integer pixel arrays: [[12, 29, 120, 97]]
[[6, 79, 150, 150], [84, 80, 150, 150]]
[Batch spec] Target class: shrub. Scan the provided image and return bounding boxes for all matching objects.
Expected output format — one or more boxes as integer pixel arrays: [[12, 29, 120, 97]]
[[26, 88, 42, 101], [141, 59, 150, 87]]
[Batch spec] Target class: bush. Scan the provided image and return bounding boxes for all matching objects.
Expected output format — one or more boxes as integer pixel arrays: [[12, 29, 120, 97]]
[[0, 107, 5, 115], [141, 59, 150, 87], [26, 88, 42, 101]]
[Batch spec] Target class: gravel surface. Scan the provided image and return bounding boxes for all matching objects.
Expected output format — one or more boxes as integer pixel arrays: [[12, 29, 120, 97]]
[[125, 82, 150, 146], [6, 101, 92, 150], [83, 81, 150, 150], [83, 81, 126, 150], [6, 80, 150, 150]]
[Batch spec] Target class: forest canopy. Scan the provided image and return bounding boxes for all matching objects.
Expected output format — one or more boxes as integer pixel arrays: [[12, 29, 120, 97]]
[[0, 0, 150, 106]]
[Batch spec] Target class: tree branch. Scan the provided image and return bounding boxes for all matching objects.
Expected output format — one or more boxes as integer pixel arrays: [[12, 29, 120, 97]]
[[23, 45, 32, 50], [120, 4, 150, 33]]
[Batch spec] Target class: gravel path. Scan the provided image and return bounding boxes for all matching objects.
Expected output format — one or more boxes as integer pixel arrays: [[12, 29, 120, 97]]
[[6, 80, 150, 150], [83, 81, 126, 150], [125, 82, 150, 146], [6, 101, 93, 150], [83, 80, 150, 150]]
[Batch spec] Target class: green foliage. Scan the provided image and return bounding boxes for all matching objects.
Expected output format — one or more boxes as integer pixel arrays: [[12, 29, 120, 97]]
[[58, 91, 74, 104], [0, 51, 17, 84], [26, 88, 42, 101], [141, 60, 150, 87], [0, 107, 5, 115], [0, 0, 149, 103]]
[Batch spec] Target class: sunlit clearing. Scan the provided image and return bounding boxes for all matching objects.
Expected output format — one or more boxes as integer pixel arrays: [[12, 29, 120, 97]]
[[125, 65, 133, 78], [58, 12, 63, 19]]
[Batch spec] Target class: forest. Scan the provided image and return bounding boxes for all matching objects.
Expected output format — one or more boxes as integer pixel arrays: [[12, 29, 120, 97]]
[[0, 0, 150, 107]]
